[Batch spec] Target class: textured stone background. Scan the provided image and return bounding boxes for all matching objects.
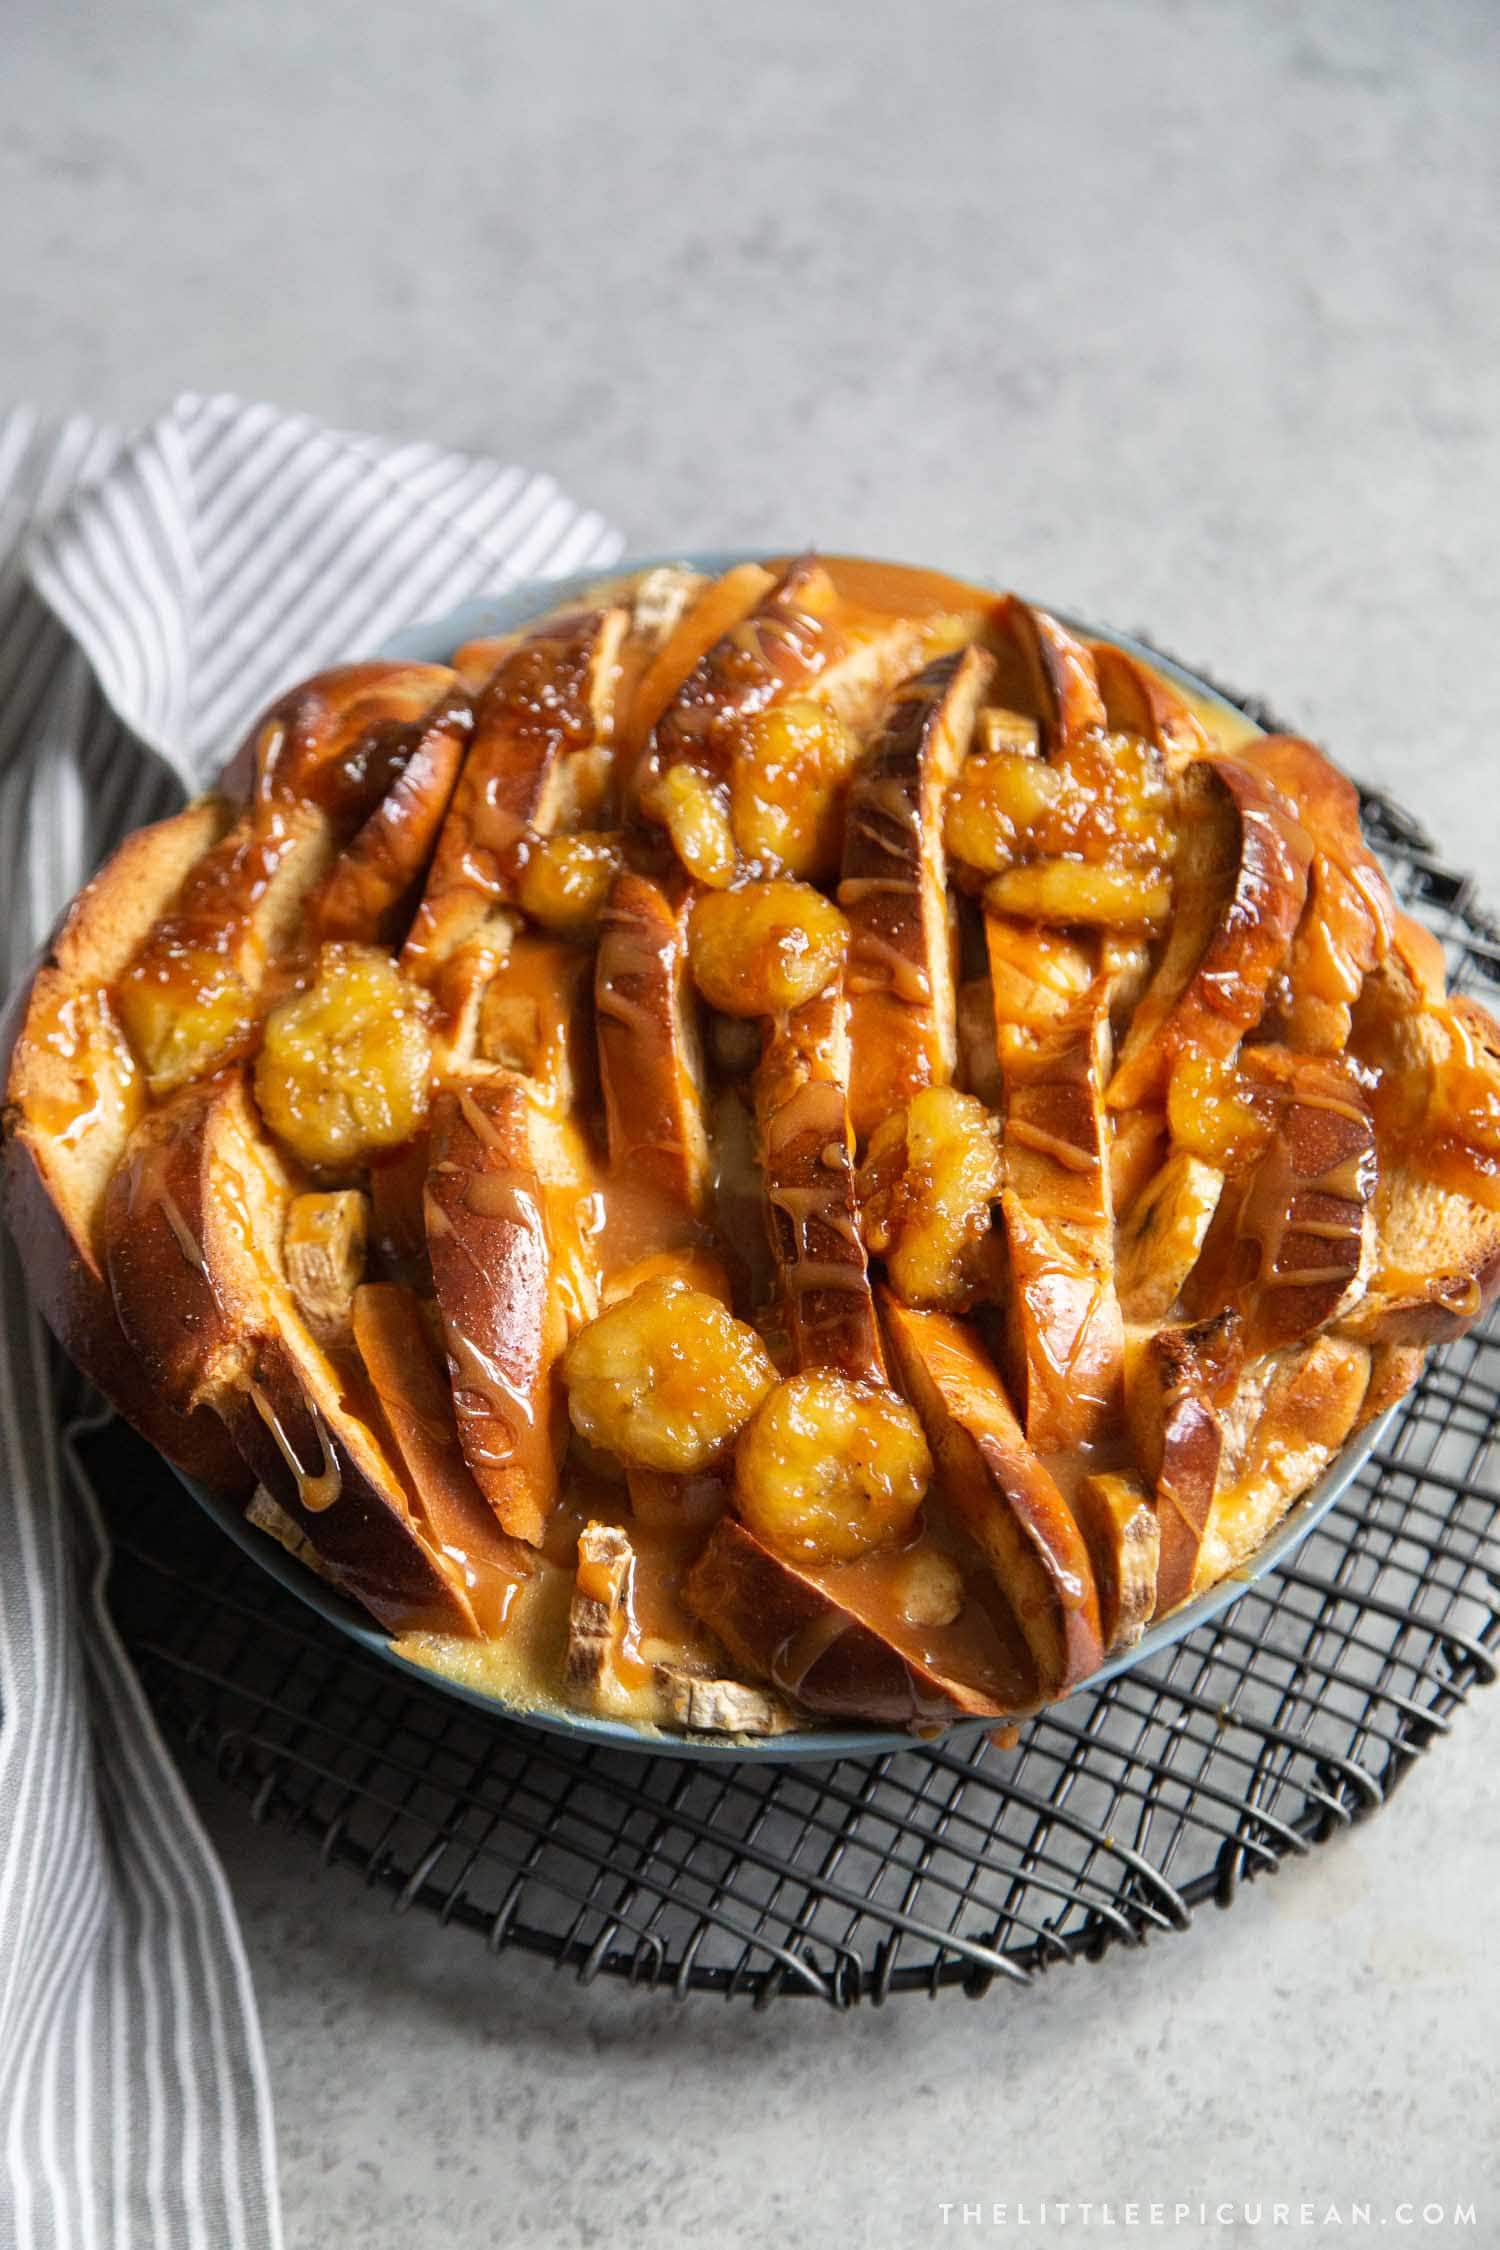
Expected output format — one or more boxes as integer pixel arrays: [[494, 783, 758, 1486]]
[[7, 1, 1499, 2243]]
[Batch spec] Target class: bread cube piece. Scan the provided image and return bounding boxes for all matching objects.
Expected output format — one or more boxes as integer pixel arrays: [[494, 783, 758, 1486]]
[[1236, 735, 1396, 1057], [1090, 641, 1209, 775], [1116, 1152, 1224, 1324], [123, 662, 461, 1092], [564, 1521, 793, 1734], [1191, 1334, 1370, 1593], [284, 1190, 368, 1343], [985, 596, 1106, 751], [402, 605, 627, 1048], [352, 1281, 535, 1636], [1070, 1471, 1160, 1656]]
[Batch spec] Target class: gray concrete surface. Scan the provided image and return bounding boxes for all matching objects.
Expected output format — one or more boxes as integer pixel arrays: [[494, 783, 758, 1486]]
[[7, 1, 1500, 2243]]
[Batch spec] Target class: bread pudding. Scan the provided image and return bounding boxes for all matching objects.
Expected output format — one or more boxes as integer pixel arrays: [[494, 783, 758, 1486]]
[[7, 553, 1499, 1739]]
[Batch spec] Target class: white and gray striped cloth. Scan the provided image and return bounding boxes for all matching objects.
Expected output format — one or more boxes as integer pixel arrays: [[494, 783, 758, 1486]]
[[0, 396, 622, 2248]]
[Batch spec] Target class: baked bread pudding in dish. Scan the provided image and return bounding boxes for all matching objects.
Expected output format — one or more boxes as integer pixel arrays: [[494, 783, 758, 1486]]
[[8, 553, 1500, 1741]]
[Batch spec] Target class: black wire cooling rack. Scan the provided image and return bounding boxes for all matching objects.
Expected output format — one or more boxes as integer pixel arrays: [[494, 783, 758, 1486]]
[[86, 737, 1500, 2009]]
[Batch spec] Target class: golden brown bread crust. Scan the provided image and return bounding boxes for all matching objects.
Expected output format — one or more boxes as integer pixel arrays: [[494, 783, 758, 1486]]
[[840, 644, 992, 1140], [1108, 755, 1313, 1109], [1181, 1047, 1377, 1355], [401, 607, 626, 1056], [594, 869, 712, 1221], [2, 798, 250, 1487], [995, 982, 1124, 1452], [643, 556, 839, 797], [424, 1073, 568, 1548], [755, 987, 885, 1385], [682, 1516, 1015, 1725], [104, 1070, 474, 1631], [986, 597, 1104, 751], [1090, 642, 1209, 774], [10, 554, 1497, 1736], [352, 1281, 534, 1634], [1126, 1310, 1242, 1616], [880, 1296, 1104, 1697]]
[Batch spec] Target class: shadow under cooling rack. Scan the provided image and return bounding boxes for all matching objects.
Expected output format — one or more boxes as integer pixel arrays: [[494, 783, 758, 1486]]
[[84, 761, 1500, 2009]]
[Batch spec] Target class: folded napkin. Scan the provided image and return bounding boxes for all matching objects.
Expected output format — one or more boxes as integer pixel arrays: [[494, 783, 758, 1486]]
[[0, 396, 622, 2249]]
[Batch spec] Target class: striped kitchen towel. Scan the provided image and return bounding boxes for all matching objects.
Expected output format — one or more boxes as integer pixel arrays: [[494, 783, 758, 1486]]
[[0, 395, 623, 2249]]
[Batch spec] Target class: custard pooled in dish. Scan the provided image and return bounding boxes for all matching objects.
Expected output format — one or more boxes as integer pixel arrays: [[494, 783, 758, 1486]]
[[8, 555, 1500, 1737]]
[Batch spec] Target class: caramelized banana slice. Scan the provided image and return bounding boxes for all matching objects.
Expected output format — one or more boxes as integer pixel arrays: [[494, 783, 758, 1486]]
[[594, 869, 712, 1221], [1181, 1048, 1376, 1354], [105, 1072, 477, 1632], [688, 880, 847, 1017], [2, 795, 247, 1488], [880, 1297, 1104, 1697], [730, 697, 860, 880], [516, 831, 624, 939], [984, 861, 1170, 929], [840, 644, 994, 1140], [424, 1072, 579, 1546], [1116, 1151, 1224, 1323], [733, 1368, 931, 1564], [1108, 756, 1313, 1110], [996, 985, 1125, 1451], [254, 944, 433, 1169], [858, 1086, 1002, 1312], [402, 605, 628, 1041], [562, 1277, 776, 1472], [756, 986, 886, 1384]]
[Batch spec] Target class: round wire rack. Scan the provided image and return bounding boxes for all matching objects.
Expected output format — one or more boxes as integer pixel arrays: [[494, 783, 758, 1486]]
[[83, 701, 1500, 2008]]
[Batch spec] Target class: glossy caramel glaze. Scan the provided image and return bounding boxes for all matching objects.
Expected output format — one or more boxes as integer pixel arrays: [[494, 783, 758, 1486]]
[[10, 555, 1500, 1737]]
